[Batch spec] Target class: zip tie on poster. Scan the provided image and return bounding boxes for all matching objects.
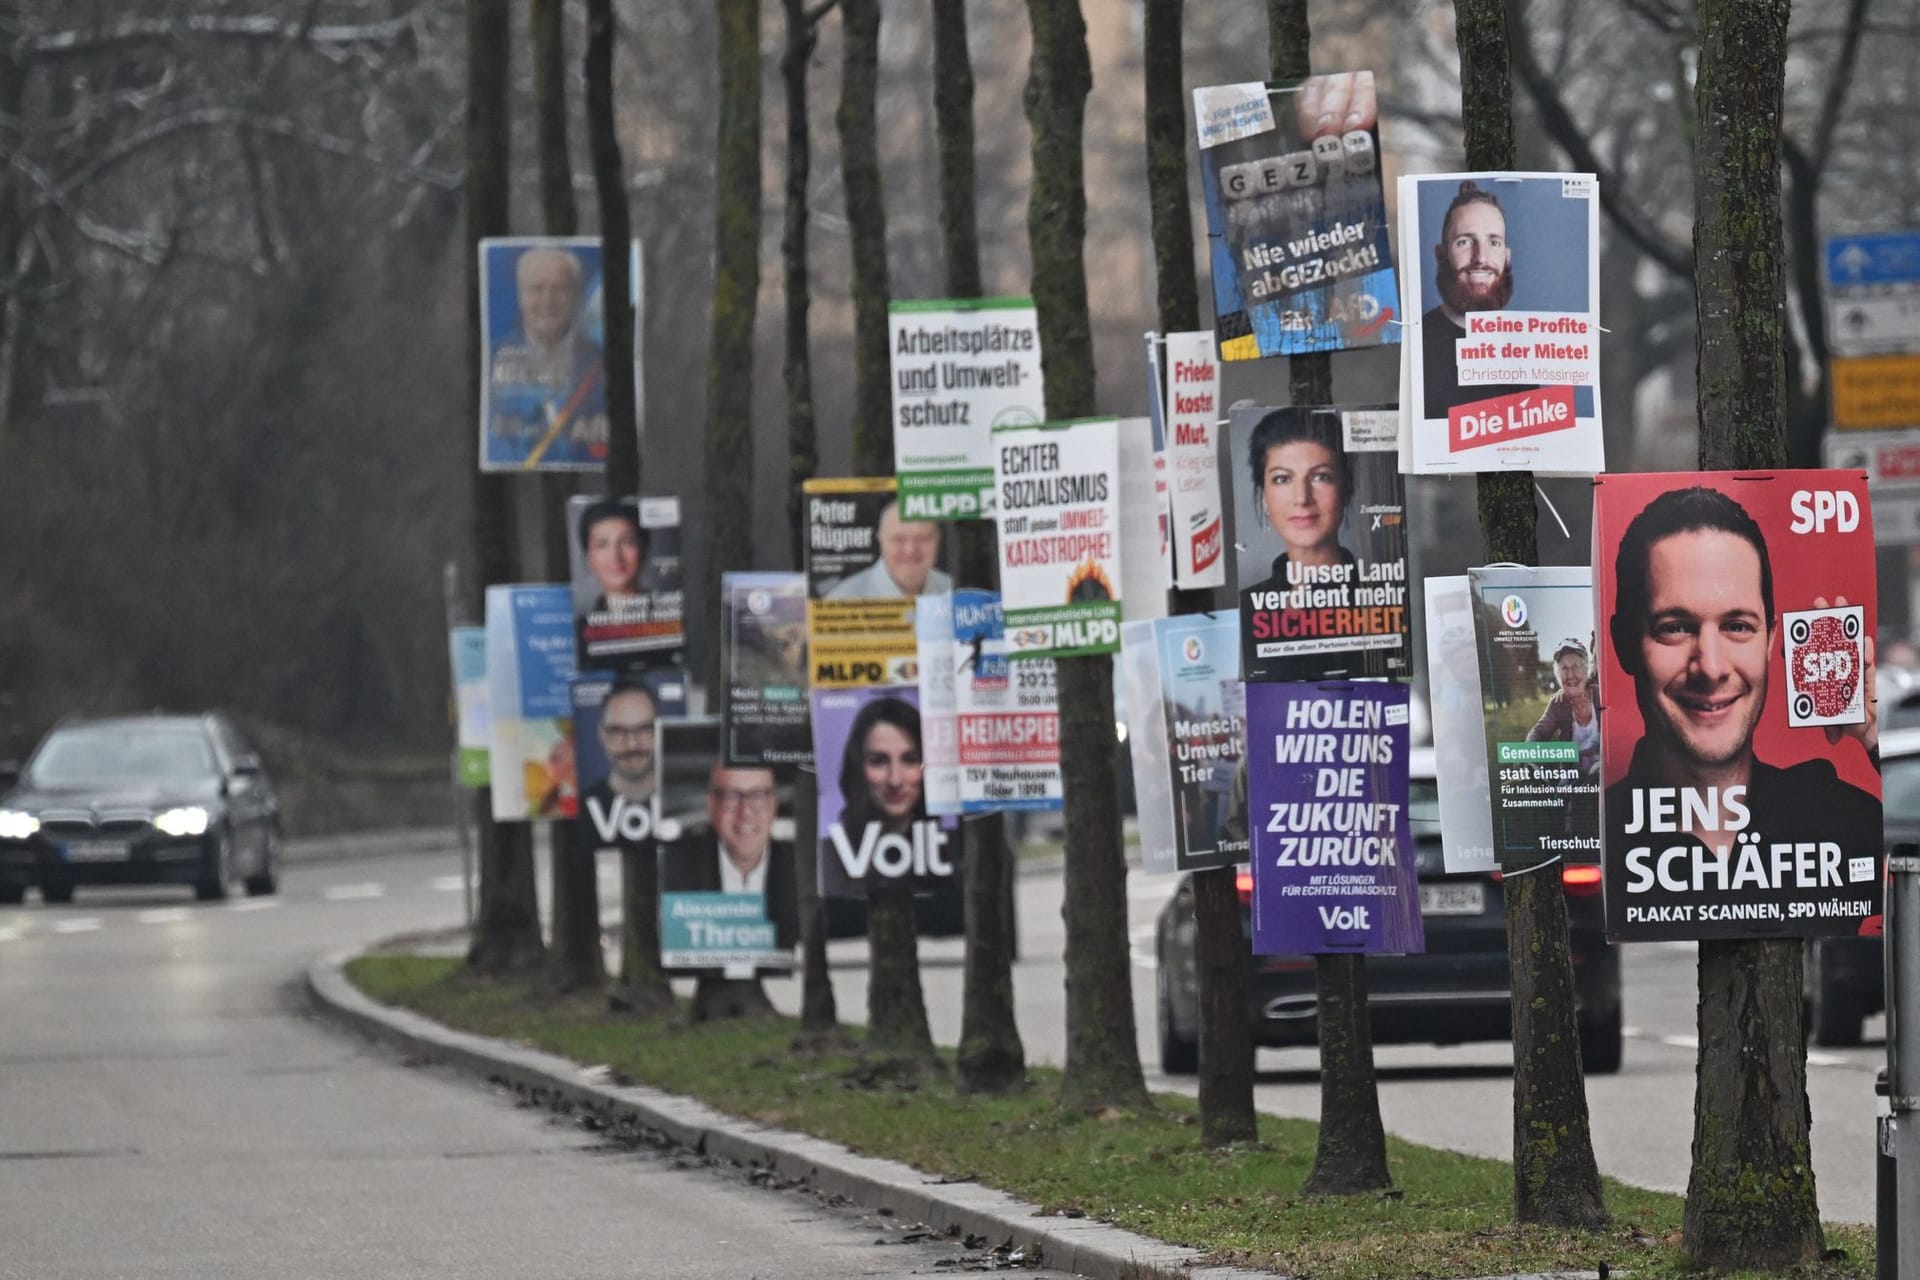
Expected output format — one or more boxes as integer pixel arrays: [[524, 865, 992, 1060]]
[[1535, 482, 1572, 541], [1501, 854, 1564, 878]]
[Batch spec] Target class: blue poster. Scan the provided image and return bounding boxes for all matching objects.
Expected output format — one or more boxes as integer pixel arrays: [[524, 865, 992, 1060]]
[[1247, 681, 1422, 954], [479, 237, 613, 471], [484, 585, 578, 821], [1153, 612, 1247, 870]]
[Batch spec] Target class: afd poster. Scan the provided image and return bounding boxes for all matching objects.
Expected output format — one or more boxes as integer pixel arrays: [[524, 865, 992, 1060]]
[[890, 297, 1044, 520], [1154, 612, 1249, 871], [803, 477, 946, 687], [1467, 565, 1600, 867], [1423, 577, 1495, 873], [1246, 681, 1423, 954], [479, 237, 638, 472], [449, 627, 490, 788], [994, 418, 1124, 658], [1192, 73, 1399, 361], [484, 585, 578, 821], [1162, 331, 1227, 588], [567, 494, 685, 666], [1121, 620, 1179, 875], [918, 590, 1063, 816], [1397, 172, 1604, 475], [1228, 404, 1409, 681], [1593, 471, 1883, 941], [722, 572, 812, 767], [810, 685, 959, 898], [570, 668, 689, 853], [654, 718, 796, 975]]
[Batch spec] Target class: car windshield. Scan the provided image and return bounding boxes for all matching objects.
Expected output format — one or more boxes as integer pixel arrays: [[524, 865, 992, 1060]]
[[1408, 777, 1440, 833], [27, 725, 217, 787], [1885, 753, 1920, 823]]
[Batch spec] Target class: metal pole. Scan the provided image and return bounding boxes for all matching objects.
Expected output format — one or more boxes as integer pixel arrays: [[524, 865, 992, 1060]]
[[444, 561, 476, 928], [1887, 842, 1920, 1279]]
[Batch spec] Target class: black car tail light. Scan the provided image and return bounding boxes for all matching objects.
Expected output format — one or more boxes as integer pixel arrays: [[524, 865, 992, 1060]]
[[1235, 869, 1253, 905], [1561, 864, 1603, 896]]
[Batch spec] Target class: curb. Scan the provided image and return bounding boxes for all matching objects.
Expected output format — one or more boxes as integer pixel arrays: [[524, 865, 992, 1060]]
[[305, 946, 1267, 1280]]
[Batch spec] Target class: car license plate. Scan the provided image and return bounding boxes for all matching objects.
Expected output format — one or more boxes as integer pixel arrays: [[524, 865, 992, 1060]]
[[1420, 882, 1484, 916], [66, 839, 130, 863]]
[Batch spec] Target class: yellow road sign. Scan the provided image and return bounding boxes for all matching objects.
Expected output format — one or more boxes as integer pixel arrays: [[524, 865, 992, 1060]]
[[1832, 354, 1920, 429]]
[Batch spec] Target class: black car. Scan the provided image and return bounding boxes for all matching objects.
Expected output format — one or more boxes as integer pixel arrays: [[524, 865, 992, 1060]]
[[1804, 724, 1920, 1046], [1154, 746, 1622, 1075], [0, 714, 281, 904]]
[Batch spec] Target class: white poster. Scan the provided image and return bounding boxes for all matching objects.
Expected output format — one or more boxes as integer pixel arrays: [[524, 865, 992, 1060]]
[[994, 417, 1124, 658], [1121, 620, 1179, 875], [1423, 576, 1494, 873], [890, 297, 1045, 521], [1163, 331, 1227, 588], [1118, 417, 1170, 625], [916, 592, 963, 815]]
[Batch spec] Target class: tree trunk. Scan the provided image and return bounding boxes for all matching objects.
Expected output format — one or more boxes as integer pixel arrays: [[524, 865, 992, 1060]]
[[1685, 0, 1821, 1265], [780, 0, 820, 555], [692, 978, 777, 1022], [836, 0, 891, 476], [612, 841, 673, 1014], [1148, 0, 1254, 1148], [463, 0, 545, 978], [931, 0, 1025, 1098], [865, 884, 939, 1065], [1269, 0, 1388, 1191], [793, 766, 841, 1035], [704, 0, 762, 697], [587, 0, 641, 494], [1025, 0, 1148, 1113]]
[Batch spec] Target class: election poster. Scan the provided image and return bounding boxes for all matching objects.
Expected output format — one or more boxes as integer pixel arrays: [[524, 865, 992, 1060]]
[[803, 477, 946, 687], [919, 588, 1063, 814], [722, 572, 812, 767], [1422, 578, 1495, 873], [994, 418, 1124, 658], [566, 494, 685, 667], [483, 585, 578, 821], [1117, 417, 1171, 624], [1593, 471, 1884, 941], [1163, 331, 1228, 589], [1143, 335, 1174, 573], [1246, 681, 1423, 954], [1397, 172, 1604, 475], [810, 685, 959, 898], [1154, 612, 1249, 871], [654, 718, 797, 975], [1229, 404, 1410, 682], [479, 237, 640, 472], [1467, 566, 1600, 867], [449, 626, 490, 788], [890, 297, 1045, 520], [1191, 73, 1399, 361], [917, 593, 964, 815], [571, 668, 689, 854], [1121, 620, 1179, 875]]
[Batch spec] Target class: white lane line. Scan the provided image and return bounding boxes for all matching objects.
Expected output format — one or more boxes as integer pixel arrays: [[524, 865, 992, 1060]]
[[1129, 923, 1157, 969], [1806, 1051, 1852, 1068], [138, 908, 191, 925], [323, 882, 385, 901], [0, 926, 21, 943], [51, 917, 103, 934], [1659, 1033, 1698, 1051], [430, 875, 472, 893], [227, 898, 281, 912]]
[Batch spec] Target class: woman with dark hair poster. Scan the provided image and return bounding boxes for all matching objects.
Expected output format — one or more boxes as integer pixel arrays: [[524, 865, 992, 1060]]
[[809, 686, 958, 899], [1228, 404, 1410, 682]]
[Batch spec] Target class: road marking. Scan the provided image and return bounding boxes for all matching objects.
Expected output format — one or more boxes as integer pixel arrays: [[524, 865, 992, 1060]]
[[430, 875, 472, 893], [51, 918, 102, 934], [323, 883, 385, 901], [1807, 1051, 1851, 1068], [137, 908, 190, 925], [227, 899, 281, 912], [1129, 923, 1157, 969], [1659, 1034, 1698, 1051], [0, 926, 21, 943]]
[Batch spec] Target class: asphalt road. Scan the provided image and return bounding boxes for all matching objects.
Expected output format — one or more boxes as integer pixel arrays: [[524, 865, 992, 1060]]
[[0, 848, 1074, 1280]]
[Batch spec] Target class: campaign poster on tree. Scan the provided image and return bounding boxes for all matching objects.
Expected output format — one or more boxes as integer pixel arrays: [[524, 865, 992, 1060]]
[[935, 589, 1062, 813], [1396, 172, 1604, 475], [479, 237, 640, 472], [890, 297, 1044, 521], [1467, 566, 1600, 867], [1121, 620, 1179, 875], [810, 685, 959, 898], [803, 477, 947, 687], [1246, 681, 1422, 954], [1117, 417, 1171, 624], [1162, 331, 1227, 588], [571, 668, 689, 854], [1191, 73, 1399, 361], [567, 494, 685, 667], [1423, 577, 1495, 873], [653, 718, 796, 976], [1154, 612, 1250, 871], [1593, 471, 1883, 941], [449, 627, 490, 787], [994, 418, 1123, 658], [1228, 404, 1410, 681], [483, 585, 578, 821], [722, 572, 812, 767]]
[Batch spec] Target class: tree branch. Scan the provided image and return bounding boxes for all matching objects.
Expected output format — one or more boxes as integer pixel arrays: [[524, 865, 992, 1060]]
[[1803, 0, 1870, 175], [19, 12, 426, 62]]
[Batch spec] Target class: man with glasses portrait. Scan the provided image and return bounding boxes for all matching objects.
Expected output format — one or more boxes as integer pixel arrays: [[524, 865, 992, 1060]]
[[660, 761, 799, 958]]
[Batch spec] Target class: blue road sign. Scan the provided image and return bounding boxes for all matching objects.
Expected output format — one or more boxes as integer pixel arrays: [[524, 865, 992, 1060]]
[[1826, 232, 1920, 289]]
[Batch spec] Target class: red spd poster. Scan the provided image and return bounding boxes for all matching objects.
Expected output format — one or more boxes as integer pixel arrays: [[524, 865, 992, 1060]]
[[1593, 471, 1882, 941]]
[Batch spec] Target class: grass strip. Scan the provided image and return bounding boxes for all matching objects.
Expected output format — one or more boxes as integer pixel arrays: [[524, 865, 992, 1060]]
[[346, 954, 1872, 1280]]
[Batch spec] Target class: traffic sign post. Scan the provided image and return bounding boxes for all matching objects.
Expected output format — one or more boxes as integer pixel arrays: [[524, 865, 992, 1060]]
[[1827, 232, 1920, 357], [1824, 431, 1920, 546]]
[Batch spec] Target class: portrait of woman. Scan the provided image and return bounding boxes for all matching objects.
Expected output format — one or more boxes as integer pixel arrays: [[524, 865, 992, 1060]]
[[577, 498, 648, 611], [1527, 637, 1600, 776], [834, 695, 927, 839], [1241, 407, 1354, 598]]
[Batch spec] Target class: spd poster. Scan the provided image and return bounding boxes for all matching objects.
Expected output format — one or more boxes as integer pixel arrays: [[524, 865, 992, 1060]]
[[1192, 73, 1399, 360], [567, 494, 685, 666], [890, 297, 1044, 520], [994, 418, 1124, 658], [1466, 566, 1600, 867], [1162, 331, 1227, 588], [1397, 172, 1603, 475], [1246, 681, 1422, 954], [1594, 471, 1883, 941], [483, 585, 578, 821], [811, 685, 959, 898], [803, 477, 947, 687], [1229, 404, 1409, 681], [722, 572, 812, 767]]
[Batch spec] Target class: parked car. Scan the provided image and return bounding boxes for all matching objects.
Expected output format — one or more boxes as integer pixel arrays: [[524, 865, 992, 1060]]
[[1154, 746, 1622, 1075], [0, 713, 281, 904], [1805, 724, 1920, 1046]]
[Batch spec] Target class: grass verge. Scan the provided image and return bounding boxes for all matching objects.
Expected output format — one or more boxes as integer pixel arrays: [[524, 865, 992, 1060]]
[[346, 954, 1872, 1280]]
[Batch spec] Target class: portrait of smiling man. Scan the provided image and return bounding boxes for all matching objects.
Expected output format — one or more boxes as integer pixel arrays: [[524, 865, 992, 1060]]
[[660, 761, 798, 956], [1421, 179, 1531, 420]]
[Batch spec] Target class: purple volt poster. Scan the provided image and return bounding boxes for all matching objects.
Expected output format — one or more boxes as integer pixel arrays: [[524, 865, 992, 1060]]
[[1246, 680, 1423, 954]]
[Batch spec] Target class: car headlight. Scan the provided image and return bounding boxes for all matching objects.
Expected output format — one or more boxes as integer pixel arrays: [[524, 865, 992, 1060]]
[[154, 806, 210, 837], [0, 809, 39, 839]]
